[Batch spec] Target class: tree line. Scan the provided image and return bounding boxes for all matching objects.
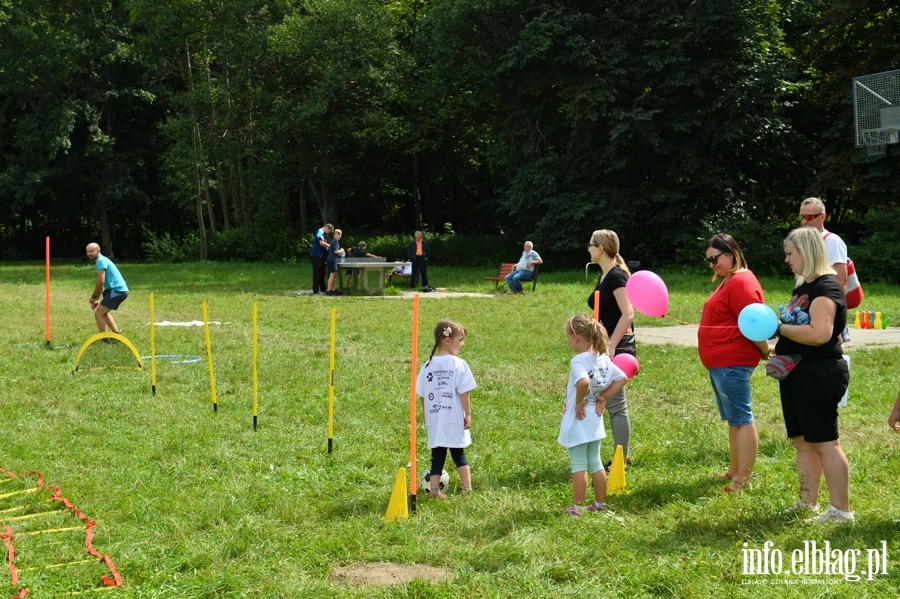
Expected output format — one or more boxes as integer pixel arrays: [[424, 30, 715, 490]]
[[1, 0, 898, 276]]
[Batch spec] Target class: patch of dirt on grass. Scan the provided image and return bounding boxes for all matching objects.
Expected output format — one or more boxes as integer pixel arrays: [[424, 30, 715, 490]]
[[331, 562, 450, 587]]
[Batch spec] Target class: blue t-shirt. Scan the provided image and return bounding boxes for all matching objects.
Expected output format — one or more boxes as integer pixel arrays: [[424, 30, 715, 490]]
[[95, 255, 128, 293], [327, 239, 343, 265], [310, 228, 329, 257]]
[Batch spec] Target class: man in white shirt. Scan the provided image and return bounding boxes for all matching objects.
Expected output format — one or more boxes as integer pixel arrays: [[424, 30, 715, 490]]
[[504, 241, 543, 293], [799, 197, 847, 288], [800, 197, 850, 341]]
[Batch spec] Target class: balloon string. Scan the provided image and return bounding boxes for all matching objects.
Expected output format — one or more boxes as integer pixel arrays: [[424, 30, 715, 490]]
[[653, 316, 746, 329], [661, 315, 698, 326]]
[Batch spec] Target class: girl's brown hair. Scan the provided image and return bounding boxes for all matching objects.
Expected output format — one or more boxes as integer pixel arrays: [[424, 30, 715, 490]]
[[425, 319, 467, 365], [567, 313, 609, 355]]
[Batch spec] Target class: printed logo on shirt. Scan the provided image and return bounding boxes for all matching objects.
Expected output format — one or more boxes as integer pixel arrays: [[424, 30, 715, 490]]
[[588, 364, 610, 382], [426, 391, 455, 415], [427, 368, 453, 389], [587, 365, 614, 398], [787, 293, 811, 312]]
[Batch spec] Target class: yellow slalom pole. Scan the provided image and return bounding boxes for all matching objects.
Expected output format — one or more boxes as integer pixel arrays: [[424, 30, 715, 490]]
[[202, 300, 218, 412], [327, 306, 336, 453], [409, 293, 420, 513], [252, 301, 259, 431], [150, 292, 157, 395]]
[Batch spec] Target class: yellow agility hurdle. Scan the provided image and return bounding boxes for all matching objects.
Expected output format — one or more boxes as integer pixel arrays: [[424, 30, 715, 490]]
[[72, 333, 143, 373]]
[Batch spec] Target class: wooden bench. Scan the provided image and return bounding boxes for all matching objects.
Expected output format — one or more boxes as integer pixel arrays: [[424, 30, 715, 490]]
[[486, 263, 540, 291], [387, 263, 412, 285]]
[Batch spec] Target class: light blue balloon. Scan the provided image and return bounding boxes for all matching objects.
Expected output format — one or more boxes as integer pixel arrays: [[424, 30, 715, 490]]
[[738, 303, 778, 342]]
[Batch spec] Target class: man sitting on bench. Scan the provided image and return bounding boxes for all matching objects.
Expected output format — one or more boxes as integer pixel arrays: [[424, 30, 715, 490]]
[[505, 241, 543, 293]]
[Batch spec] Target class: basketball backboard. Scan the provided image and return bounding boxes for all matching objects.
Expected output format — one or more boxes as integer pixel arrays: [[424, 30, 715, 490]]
[[853, 68, 900, 155]]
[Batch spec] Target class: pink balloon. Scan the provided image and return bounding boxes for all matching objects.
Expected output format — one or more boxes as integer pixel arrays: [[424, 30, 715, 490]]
[[625, 270, 669, 317], [612, 353, 639, 379]]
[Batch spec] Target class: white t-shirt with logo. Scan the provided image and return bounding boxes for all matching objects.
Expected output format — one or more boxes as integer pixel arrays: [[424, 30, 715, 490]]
[[416, 354, 477, 448], [558, 352, 626, 448]]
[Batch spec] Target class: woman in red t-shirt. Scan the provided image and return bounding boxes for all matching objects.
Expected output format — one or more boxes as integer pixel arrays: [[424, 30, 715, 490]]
[[698, 233, 772, 493]]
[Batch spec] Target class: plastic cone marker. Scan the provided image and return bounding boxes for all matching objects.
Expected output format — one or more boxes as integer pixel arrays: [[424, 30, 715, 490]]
[[384, 467, 409, 522], [607, 445, 627, 494]]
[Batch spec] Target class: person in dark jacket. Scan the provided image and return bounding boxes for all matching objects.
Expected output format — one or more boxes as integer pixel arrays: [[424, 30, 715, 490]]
[[407, 231, 432, 291]]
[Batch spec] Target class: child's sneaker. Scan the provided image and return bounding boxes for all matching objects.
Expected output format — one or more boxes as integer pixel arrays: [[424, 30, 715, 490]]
[[812, 505, 854, 524], [585, 501, 608, 512], [563, 505, 583, 517]]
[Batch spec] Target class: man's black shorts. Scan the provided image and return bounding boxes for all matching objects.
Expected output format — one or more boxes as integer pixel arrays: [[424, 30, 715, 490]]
[[100, 289, 128, 310]]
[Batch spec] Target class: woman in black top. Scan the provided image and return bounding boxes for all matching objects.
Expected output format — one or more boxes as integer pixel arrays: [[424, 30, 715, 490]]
[[586, 229, 635, 467], [775, 227, 851, 523]]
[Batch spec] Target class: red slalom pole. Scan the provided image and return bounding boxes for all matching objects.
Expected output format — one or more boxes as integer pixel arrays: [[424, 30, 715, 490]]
[[409, 294, 420, 514]]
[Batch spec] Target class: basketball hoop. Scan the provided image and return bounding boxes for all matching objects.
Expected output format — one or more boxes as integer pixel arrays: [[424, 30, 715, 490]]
[[861, 128, 898, 156]]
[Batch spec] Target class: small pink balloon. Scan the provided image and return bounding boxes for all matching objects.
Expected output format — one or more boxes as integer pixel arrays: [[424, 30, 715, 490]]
[[625, 270, 669, 317], [612, 353, 639, 379]]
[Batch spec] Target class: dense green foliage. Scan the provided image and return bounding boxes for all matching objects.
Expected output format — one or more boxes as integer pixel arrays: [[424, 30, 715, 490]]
[[1, 1, 898, 276]]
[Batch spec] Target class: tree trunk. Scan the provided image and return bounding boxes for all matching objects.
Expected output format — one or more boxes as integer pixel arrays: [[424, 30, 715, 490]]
[[318, 125, 338, 224], [185, 42, 210, 258], [195, 164, 208, 260], [98, 194, 113, 258], [219, 160, 231, 230], [413, 151, 423, 230], [193, 123, 217, 235], [299, 174, 308, 235]]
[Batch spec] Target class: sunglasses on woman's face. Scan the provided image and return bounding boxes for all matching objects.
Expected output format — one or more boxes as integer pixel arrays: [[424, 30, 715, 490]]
[[706, 252, 725, 266]]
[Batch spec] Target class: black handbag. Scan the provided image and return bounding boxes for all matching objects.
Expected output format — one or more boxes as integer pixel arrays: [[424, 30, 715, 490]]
[[616, 333, 637, 356]]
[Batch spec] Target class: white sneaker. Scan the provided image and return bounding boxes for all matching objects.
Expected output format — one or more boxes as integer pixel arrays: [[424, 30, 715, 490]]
[[812, 505, 854, 524], [783, 500, 819, 515]]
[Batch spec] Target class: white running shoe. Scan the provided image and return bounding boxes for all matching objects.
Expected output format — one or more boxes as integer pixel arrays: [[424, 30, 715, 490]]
[[811, 505, 854, 524]]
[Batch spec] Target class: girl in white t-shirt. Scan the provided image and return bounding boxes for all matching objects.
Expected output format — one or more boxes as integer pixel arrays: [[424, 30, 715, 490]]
[[559, 314, 627, 516], [416, 319, 477, 499]]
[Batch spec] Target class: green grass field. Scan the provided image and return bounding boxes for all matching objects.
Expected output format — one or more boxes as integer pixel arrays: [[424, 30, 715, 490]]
[[1, 261, 898, 598]]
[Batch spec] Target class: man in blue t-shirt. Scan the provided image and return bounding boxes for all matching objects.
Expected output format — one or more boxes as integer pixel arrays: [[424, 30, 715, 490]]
[[310, 223, 334, 294], [86, 242, 128, 335]]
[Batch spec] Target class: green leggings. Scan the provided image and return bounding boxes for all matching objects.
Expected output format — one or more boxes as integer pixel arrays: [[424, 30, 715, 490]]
[[567, 440, 602, 474]]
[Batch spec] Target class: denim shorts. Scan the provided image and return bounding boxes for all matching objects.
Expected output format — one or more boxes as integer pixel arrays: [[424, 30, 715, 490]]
[[708, 366, 755, 427]]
